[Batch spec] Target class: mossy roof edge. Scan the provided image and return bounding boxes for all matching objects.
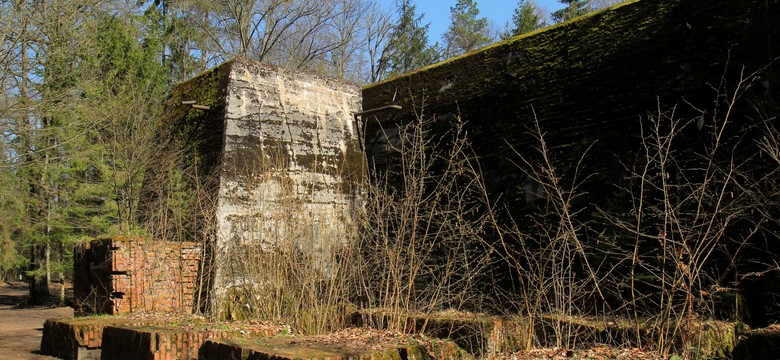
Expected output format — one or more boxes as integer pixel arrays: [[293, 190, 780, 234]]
[[363, 0, 643, 91], [170, 58, 238, 92]]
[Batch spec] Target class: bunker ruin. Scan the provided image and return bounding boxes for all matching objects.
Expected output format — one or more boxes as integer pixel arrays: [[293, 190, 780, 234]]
[[60, 0, 780, 358], [75, 0, 780, 326], [133, 59, 364, 319]]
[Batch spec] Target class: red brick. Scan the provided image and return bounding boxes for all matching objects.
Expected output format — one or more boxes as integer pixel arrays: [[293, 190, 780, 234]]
[[74, 237, 202, 316]]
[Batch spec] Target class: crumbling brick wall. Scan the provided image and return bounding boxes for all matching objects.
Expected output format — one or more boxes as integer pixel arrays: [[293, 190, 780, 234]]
[[73, 237, 201, 315]]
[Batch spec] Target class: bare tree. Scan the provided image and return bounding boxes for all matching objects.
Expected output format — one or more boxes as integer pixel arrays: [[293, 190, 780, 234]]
[[198, 0, 330, 63], [363, 2, 394, 82], [192, 0, 389, 81]]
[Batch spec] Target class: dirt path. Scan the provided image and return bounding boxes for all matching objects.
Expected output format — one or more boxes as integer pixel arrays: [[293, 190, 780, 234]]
[[0, 282, 73, 359]]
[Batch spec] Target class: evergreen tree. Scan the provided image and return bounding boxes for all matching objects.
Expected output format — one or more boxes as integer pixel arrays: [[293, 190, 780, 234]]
[[443, 0, 492, 58], [20, 0, 88, 300], [140, 0, 207, 82], [76, 13, 170, 234], [0, 0, 404, 300], [382, 0, 440, 77], [0, 1, 172, 300], [504, 0, 546, 38], [592, 0, 626, 9], [552, 0, 592, 23], [0, 151, 27, 282]]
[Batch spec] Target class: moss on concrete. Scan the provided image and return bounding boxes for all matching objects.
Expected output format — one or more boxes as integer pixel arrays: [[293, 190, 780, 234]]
[[161, 59, 232, 173], [362, 1, 780, 323], [364, 0, 779, 205], [199, 331, 470, 360], [365, 0, 642, 90]]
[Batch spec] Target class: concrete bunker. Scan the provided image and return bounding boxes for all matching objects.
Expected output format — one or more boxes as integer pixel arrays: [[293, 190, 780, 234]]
[[132, 59, 364, 319], [66, 1, 780, 355], [362, 0, 780, 325]]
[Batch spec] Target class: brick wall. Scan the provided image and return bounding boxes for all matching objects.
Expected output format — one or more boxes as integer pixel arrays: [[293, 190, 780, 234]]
[[73, 237, 201, 316], [40, 317, 159, 360], [40, 317, 289, 360], [100, 323, 287, 360]]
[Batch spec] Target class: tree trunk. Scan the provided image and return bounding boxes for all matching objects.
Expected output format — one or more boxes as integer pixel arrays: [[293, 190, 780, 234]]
[[46, 242, 51, 284], [28, 244, 50, 301], [19, 36, 50, 303], [58, 241, 65, 305]]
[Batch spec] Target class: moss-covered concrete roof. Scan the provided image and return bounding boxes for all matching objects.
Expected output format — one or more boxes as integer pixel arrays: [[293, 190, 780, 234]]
[[364, 0, 642, 90]]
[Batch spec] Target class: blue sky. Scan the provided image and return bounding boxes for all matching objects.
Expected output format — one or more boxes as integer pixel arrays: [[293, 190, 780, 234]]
[[380, 1, 566, 44]]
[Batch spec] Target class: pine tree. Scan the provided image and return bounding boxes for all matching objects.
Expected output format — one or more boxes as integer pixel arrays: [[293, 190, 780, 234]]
[[75, 12, 170, 234], [504, 0, 546, 38], [21, 0, 88, 301], [443, 0, 492, 58], [0, 2, 172, 301], [140, 0, 206, 82], [382, 0, 440, 77], [552, 0, 592, 23]]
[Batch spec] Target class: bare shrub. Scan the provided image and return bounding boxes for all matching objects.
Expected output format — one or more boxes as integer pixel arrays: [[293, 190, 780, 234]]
[[214, 106, 496, 336], [206, 144, 361, 334], [604, 66, 780, 357], [357, 108, 494, 333], [485, 64, 780, 358], [135, 106, 221, 315], [487, 112, 607, 351]]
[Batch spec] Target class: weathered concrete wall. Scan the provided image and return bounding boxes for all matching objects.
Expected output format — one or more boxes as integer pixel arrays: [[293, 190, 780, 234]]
[[363, 0, 779, 215], [361, 0, 780, 321], [212, 60, 362, 317], [146, 59, 363, 319], [217, 61, 362, 251], [198, 331, 467, 360], [137, 63, 230, 246]]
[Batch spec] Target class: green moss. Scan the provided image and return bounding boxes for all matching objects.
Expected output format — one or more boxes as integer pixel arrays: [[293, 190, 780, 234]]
[[164, 60, 231, 126], [215, 337, 355, 358], [684, 320, 741, 359], [207, 334, 467, 360], [59, 315, 127, 327], [218, 287, 254, 321]]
